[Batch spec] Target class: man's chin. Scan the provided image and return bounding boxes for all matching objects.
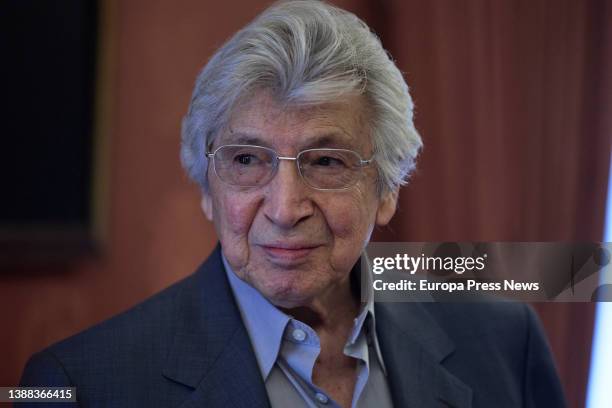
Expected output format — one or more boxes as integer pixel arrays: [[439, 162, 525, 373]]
[[254, 280, 317, 308]]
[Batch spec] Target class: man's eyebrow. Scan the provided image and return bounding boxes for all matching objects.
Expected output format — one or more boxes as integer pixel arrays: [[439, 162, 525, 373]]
[[218, 131, 356, 150], [303, 134, 354, 149], [218, 132, 271, 147]]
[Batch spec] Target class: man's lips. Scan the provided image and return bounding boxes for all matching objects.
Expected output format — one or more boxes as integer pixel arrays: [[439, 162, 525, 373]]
[[258, 244, 320, 261]]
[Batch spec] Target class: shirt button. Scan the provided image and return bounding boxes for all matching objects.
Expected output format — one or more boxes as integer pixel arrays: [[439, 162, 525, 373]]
[[292, 328, 306, 342], [315, 392, 329, 404]]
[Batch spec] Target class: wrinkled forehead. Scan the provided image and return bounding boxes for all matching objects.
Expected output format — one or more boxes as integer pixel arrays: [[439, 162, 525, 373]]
[[212, 90, 373, 154]]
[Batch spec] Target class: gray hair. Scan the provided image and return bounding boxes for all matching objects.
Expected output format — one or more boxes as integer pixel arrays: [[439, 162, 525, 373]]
[[181, 0, 422, 193]]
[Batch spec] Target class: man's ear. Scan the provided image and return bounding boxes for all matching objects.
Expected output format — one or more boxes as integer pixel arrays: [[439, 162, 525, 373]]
[[376, 188, 399, 227], [200, 193, 213, 221]]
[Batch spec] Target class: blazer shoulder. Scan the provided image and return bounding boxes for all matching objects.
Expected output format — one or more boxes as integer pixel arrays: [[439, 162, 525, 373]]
[[18, 249, 242, 406], [421, 300, 533, 339], [415, 302, 565, 406], [27, 255, 219, 385], [21, 348, 72, 386], [52, 271, 199, 355]]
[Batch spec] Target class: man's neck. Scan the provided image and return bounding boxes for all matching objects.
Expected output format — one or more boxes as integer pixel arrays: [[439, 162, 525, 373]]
[[279, 276, 360, 337]]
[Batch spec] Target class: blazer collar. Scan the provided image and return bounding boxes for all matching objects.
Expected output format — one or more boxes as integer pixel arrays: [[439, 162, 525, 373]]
[[162, 245, 270, 408], [375, 302, 473, 408]]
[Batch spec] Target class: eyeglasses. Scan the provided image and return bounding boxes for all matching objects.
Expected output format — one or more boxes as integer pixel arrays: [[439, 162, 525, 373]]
[[206, 144, 374, 191]]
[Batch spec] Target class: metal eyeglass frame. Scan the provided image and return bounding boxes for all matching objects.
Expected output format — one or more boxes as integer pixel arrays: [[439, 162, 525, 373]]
[[205, 144, 375, 191]]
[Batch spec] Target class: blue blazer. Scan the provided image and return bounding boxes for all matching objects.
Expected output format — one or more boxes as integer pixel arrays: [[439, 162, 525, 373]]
[[20, 246, 566, 407]]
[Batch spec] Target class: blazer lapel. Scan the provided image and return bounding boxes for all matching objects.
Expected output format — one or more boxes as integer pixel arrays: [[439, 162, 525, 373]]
[[375, 302, 473, 408], [162, 246, 270, 408]]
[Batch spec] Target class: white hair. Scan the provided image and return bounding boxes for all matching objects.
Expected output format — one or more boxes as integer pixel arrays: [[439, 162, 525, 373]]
[[181, 0, 422, 193]]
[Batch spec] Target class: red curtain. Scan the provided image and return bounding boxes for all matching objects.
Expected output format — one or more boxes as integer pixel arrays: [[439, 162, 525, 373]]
[[362, 1, 612, 406]]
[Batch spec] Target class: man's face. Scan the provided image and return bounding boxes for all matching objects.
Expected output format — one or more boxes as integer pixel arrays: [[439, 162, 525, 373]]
[[202, 91, 397, 308]]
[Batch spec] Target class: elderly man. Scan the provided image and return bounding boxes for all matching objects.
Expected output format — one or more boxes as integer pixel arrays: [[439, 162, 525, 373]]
[[21, 1, 565, 407]]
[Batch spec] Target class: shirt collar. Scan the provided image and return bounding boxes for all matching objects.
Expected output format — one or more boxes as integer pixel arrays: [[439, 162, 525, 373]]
[[223, 255, 290, 379], [354, 253, 387, 375], [223, 253, 387, 379]]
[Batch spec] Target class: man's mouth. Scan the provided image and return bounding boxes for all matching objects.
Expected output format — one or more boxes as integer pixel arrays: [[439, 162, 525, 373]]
[[258, 243, 320, 262]]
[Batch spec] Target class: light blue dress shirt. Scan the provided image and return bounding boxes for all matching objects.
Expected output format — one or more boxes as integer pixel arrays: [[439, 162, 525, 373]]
[[223, 256, 394, 408]]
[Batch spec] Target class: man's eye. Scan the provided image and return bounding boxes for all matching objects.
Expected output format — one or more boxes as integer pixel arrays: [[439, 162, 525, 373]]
[[234, 154, 257, 165], [313, 156, 345, 167]]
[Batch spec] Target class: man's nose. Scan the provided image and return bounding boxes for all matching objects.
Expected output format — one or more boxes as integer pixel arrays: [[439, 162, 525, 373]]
[[263, 159, 314, 229]]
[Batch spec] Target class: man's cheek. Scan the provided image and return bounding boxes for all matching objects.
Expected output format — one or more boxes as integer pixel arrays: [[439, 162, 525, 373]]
[[218, 197, 256, 235], [327, 209, 360, 238]]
